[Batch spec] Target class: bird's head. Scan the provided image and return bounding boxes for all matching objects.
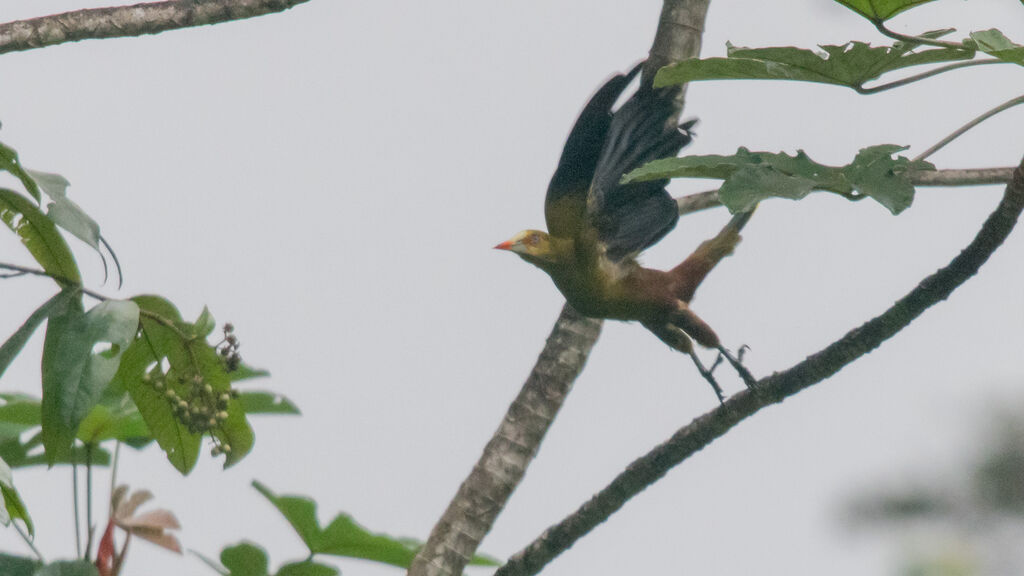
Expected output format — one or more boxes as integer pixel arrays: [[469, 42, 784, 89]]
[[494, 230, 564, 269]]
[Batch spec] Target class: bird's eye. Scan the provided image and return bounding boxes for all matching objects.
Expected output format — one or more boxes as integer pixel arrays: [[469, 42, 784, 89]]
[[525, 234, 538, 246]]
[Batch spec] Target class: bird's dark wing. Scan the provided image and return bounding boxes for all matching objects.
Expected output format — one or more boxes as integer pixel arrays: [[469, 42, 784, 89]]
[[588, 86, 695, 261], [544, 64, 641, 238]]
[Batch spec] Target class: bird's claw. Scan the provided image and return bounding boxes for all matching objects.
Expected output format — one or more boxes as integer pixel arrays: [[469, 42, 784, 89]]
[[716, 345, 757, 389]]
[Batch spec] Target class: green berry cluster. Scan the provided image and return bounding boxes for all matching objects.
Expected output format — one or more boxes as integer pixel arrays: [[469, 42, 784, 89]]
[[142, 367, 239, 456]]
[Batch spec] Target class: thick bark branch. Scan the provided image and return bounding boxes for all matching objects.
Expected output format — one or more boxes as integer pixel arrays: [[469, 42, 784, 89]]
[[676, 166, 1018, 216], [495, 156, 1024, 576], [0, 0, 310, 55], [408, 2, 710, 575]]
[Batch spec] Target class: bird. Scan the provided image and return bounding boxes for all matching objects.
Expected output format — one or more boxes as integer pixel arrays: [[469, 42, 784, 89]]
[[495, 63, 756, 401]]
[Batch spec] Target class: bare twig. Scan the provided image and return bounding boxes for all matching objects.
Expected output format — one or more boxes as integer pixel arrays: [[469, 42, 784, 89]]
[[0, 0, 311, 56], [676, 166, 1019, 216], [855, 59, 1004, 95], [914, 94, 1024, 162], [407, 2, 711, 575], [496, 156, 1024, 576]]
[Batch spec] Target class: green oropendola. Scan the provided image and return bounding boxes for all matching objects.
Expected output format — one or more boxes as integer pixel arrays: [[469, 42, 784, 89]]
[[495, 64, 755, 401]]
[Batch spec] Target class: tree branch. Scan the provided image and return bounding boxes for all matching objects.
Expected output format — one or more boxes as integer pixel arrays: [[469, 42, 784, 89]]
[[407, 2, 710, 575], [0, 0, 311, 55], [676, 167, 1018, 216], [496, 156, 1024, 576]]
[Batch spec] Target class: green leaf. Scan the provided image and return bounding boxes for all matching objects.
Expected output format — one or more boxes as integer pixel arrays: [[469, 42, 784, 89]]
[[0, 188, 81, 284], [0, 455, 33, 536], [831, 0, 939, 21], [0, 395, 42, 439], [228, 363, 270, 383], [0, 432, 110, 469], [624, 146, 932, 215], [654, 40, 972, 89], [0, 552, 39, 576], [252, 481, 500, 569], [118, 297, 201, 474], [41, 299, 139, 464], [75, 403, 149, 444], [275, 561, 338, 576], [220, 542, 269, 576], [118, 296, 257, 473], [238, 392, 300, 415], [0, 289, 79, 381], [969, 29, 1024, 65], [24, 170, 101, 251], [195, 307, 217, 338], [841, 145, 933, 214], [0, 142, 42, 204], [253, 481, 322, 552], [34, 560, 100, 576]]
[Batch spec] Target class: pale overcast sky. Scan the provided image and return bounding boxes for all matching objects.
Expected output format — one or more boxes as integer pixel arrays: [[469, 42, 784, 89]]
[[1, 1, 1023, 575]]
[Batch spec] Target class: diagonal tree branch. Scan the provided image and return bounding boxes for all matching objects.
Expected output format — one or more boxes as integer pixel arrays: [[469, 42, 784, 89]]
[[407, 2, 710, 575], [0, 0, 311, 56], [495, 156, 1024, 576], [676, 166, 1018, 216]]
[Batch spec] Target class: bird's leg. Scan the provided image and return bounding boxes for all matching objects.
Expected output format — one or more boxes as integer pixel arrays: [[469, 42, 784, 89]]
[[669, 304, 757, 389], [715, 345, 757, 389], [642, 321, 725, 402], [688, 349, 725, 403]]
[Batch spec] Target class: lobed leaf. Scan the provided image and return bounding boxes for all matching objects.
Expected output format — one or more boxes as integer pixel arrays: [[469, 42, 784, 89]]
[[0, 189, 81, 284], [624, 146, 933, 215], [654, 40, 973, 89]]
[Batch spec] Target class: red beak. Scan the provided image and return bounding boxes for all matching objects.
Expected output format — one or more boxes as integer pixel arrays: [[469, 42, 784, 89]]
[[494, 240, 514, 250]]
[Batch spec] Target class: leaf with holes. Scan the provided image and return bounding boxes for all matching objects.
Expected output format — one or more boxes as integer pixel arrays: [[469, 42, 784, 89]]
[[625, 146, 932, 215], [0, 189, 80, 284], [655, 39, 972, 89], [41, 298, 139, 464]]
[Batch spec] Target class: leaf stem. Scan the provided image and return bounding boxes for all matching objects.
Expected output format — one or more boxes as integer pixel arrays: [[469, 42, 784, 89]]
[[109, 441, 121, 514], [856, 59, 1004, 94], [914, 94, 1024, 162], [85, 444, 95, 561], [873, 20, 967, 50], [72, 460, 82, 558], [13, 519, 44, 563]]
